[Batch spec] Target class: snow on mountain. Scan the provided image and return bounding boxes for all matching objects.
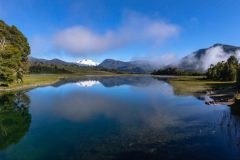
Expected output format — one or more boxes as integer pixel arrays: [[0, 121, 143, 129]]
[[76, 59, 99, 66]]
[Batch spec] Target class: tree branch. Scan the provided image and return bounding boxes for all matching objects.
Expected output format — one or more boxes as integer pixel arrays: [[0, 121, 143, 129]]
[[0, 37, 6, 51]]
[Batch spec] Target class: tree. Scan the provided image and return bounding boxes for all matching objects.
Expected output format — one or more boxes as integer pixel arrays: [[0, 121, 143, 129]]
[[152, 67, 202, 76], [0, 37, 6, 50], [0, 20, 30, 84], [227, 55, 238, 67], [206, 56, 238, 81]]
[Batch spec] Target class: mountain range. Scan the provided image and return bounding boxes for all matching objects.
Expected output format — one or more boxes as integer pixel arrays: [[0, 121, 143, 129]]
[[30, 43, 240, 73], [29, 57, 74, 65], [98, 59, 148, 73]]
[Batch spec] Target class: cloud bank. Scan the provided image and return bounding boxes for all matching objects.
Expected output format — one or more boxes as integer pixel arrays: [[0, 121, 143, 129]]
[[199, 46, 234, 71], [181, 46, 240, 71], [53, 13, 180, 55], [132, 53, 179, 69]]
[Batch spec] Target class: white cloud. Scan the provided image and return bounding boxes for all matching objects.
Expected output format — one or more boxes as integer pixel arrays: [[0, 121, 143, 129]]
[[133, 53, 179, 68], [199, 46, 230, 71], [53, 12, 180, 55], [197, 46, 240, 71], [149, 54, 179, 67], [182, 46, 240, 71]]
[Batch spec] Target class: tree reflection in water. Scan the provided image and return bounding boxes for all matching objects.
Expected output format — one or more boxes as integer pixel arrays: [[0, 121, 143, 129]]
[[0, 93, 31, 150], [218, 102, 240, 148]]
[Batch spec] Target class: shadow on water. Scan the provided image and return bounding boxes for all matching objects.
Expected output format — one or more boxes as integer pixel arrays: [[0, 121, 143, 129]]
[[0, 92, 31, 150]]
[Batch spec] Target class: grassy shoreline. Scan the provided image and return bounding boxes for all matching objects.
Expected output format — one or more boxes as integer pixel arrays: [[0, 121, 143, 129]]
[[0, 74, 236, 96], [164, 76, 237, 105], [166, 76, 235, 95], [0, 74, 67, 94], [0, 73, 145, 94]]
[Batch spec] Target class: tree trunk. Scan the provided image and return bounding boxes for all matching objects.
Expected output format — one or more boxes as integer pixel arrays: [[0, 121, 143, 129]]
[[0, 37, 6, 51]]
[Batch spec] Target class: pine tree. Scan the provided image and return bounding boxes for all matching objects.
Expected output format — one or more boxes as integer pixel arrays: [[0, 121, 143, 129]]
[[0, 20, 30, 84]]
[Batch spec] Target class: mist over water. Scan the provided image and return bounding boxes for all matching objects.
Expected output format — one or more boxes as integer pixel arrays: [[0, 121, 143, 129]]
[[0, 76, 240, 160]]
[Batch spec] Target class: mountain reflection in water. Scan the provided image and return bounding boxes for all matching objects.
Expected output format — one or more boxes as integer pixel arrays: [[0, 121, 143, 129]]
[[76, 80, 100, 87], [0, 76, 240, 159]]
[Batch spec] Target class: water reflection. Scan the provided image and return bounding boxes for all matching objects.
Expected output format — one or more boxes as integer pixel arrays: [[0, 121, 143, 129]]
[[73, 76, 158, 88], [1, 76, 240, 159], [30, 76, 232, 143], [72, 76, 240, 150], [76, 80, 100, 87], [0, 93, 31, 150], [221, 102, 240, 147]]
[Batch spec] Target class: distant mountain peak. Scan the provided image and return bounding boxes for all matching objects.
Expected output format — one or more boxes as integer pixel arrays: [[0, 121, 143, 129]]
[[212, 43, 224, 47], [76, 59, 99, 66], [99, 59, 150, 73]]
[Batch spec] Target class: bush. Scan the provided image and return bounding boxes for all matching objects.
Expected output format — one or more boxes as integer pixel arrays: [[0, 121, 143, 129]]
[[152, 67, 203, 76]]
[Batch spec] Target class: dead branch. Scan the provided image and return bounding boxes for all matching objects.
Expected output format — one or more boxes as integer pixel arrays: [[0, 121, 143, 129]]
[[0, 37, 6, 51]]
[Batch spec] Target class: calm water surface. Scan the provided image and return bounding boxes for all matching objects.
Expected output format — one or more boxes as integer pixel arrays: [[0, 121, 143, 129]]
[[0, 76, 240, 160]]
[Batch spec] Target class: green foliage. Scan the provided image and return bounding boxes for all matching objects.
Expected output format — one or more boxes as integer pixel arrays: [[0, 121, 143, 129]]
[[152, 67, 203, 76], [29, 61, 122, 74], [0, 93, 31, 149], [0, 20, 30, 84], [206, 56, 238, 81], [227, 55, 238, 67], [29, 62, 74, 74]]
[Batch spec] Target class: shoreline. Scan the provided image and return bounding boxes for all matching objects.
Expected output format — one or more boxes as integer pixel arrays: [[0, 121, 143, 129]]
[[0, 74, 237, 103], [0, 74, 63, 94], [0, 73, 148, 94]]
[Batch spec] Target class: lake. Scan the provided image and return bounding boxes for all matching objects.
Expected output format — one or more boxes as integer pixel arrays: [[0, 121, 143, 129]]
[[0, 76, 240, 160]]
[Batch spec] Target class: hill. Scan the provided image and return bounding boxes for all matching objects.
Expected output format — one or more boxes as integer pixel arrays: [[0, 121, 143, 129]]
[[178, 44, 240, 72], [29, 57, 114, 74], [98, 59, 154, 74], [29, 57, 82, 73]]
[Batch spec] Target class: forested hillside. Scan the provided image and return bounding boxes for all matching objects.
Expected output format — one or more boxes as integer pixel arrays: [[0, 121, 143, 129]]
[[29, 57, 121, 74], [29, 57, 82, 73]]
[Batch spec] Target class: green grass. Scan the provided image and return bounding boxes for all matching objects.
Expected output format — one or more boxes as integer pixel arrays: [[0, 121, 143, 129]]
[[1, 74, 236, 96], [0, 70, 116, 93], [168, 76, 236, 96], [0, 74, 63, 93], [0, 71, 142, 94]]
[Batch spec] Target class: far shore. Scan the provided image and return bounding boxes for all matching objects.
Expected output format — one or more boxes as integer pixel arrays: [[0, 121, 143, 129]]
[[0, 73, 148, 94], [0, 74, 238, 106], [0, 74, 179, 94]]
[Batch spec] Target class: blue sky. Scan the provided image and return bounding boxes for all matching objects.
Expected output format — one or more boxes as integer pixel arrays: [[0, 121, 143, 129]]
[[0, 0, 240, 63]]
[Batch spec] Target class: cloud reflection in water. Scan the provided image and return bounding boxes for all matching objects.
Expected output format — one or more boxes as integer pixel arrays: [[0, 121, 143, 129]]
[[24, 76, 240, 159]]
